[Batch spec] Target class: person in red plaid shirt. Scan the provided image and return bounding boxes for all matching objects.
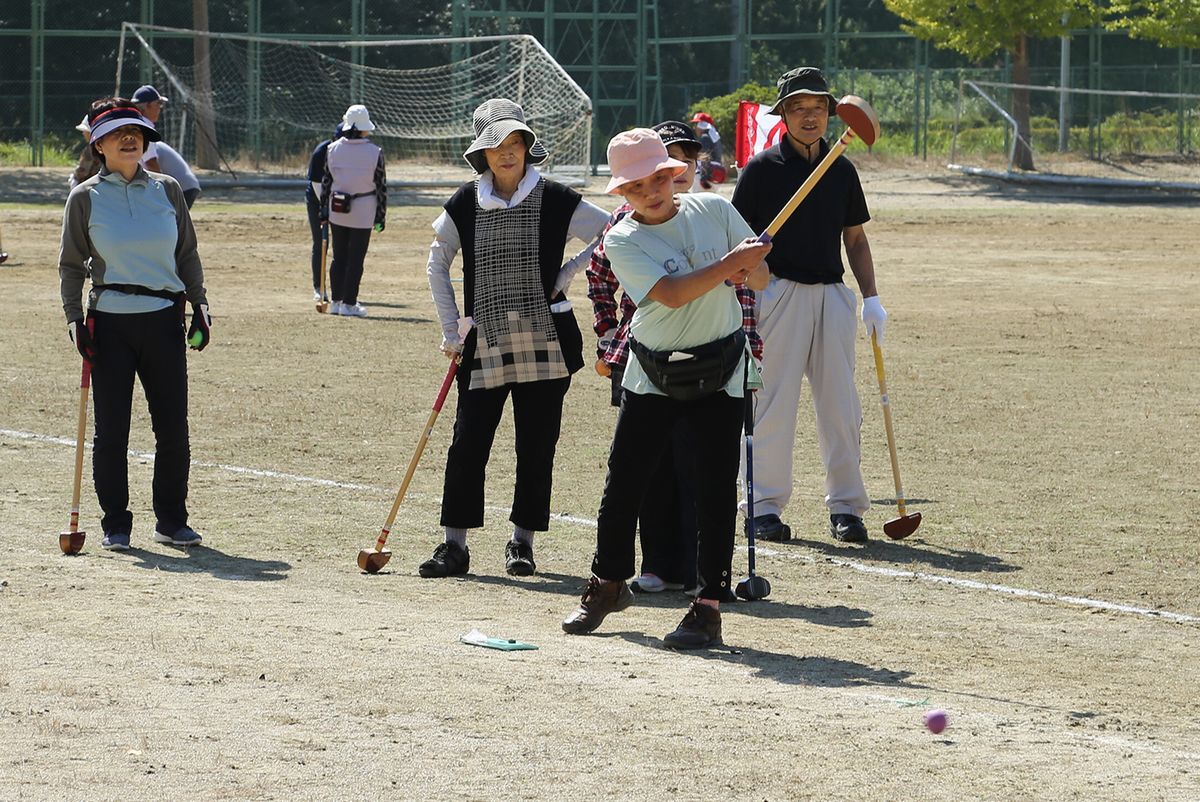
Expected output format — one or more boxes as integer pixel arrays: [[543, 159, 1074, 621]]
[[585, 120, 763, 596]]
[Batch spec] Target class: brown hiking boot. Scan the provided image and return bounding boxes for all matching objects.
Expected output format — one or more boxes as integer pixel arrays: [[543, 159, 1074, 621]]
[[663, 601, 723, 649], [562, 576, 634, 634]]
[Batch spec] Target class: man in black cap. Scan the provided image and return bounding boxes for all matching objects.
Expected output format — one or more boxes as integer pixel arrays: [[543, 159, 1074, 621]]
[[132, 85, 169, 173], [731, 66, 889, 545]]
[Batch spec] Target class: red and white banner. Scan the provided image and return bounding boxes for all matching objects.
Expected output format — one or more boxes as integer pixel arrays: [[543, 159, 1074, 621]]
[[735, 101, 786, 167]]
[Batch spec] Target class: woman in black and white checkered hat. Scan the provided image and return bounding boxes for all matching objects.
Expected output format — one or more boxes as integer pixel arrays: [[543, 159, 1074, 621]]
[[421, 98, 609, 580]]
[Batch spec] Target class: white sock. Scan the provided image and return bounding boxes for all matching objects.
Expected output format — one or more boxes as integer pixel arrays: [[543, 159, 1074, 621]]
[[512, 526, 534, 547], [445, 527, 468, 548]]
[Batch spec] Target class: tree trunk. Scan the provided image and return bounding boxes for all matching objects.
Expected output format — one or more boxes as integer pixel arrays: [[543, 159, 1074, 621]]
[[1011, 34, 1036, 171], [192, 0, 220, 170]]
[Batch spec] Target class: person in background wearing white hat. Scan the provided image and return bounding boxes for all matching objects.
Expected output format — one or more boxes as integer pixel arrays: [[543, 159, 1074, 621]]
[[319, 104, 385, 317], [58, 97, 211, 551], [132, 85, 202, 209], [562, 128, 770, 649], [732, 66, 886, 546], [69, 112, 102, 190], [421, 98, 609, 580]]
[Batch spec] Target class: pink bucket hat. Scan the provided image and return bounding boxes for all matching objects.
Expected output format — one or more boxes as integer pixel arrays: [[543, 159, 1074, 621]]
[[605, 128, 687, 194]]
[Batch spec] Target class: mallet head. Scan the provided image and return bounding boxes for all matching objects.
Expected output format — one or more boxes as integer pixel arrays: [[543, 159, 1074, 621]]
[[357, 547, 391, 573], [59, 530, 86, 555], [735, 574, 771, 601], [835, 95, 881, 147], [316, 300, 329, 314], [883, 511, 922, 541]]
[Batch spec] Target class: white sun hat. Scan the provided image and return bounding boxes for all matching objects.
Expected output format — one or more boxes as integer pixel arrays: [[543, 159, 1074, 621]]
[[341, 104, 376, 133]]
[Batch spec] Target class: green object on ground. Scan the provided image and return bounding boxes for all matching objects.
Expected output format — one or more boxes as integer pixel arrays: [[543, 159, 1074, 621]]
[[460, 630, 537, 651]]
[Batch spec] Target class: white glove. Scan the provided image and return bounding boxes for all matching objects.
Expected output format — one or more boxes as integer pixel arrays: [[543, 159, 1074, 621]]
[[861, 295, 887, 345]]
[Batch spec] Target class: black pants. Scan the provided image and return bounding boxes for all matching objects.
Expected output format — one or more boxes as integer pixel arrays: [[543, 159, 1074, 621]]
[[440, 376, 571, 531], [610, 366, 698, 587], [306, 196, 323, 291], [592, 389, 742, 601], [90, 306, 190, 537], [182, 188, 200, 209], [330, 223, 371, 305]]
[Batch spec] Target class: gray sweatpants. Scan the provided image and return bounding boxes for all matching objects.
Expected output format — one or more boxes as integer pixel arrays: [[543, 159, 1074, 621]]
[[742, 278, 869, 521]]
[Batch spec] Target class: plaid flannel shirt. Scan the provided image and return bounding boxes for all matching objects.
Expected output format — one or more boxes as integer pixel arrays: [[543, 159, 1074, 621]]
[[586, 202, 764, 370]]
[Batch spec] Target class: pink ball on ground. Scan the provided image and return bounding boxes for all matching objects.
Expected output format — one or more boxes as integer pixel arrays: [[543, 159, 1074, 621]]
[[924, 709, 948, 734]]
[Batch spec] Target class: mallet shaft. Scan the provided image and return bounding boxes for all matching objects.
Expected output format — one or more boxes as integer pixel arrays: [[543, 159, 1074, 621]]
[[760, 129, 857, 242]]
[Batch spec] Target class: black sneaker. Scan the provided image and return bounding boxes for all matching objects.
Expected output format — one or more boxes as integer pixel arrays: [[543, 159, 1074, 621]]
[[663, 601, 723, 649], [830, 514, 869, 544], [749, 513, 791, 543], [504, 540, 536, 576], [418, 541, 470, 578]]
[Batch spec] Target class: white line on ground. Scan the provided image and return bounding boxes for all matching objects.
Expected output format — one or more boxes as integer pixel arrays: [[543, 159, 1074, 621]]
[[6, 426, 1197, 626]]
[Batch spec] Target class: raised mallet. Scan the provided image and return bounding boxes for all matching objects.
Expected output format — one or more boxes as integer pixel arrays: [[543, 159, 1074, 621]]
[[315, 222, 330, 314], [59, 334, 93, 555], [735, 387, 771, 601], [872, 331, 922, 540], [758, 95, 881, 243], [358, 357, 460, 573]]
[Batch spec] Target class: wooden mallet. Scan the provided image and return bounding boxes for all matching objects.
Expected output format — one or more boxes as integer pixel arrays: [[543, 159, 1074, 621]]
[[757, 95, 881, 243], [315, 222, 330, 313], [872, 331, 922, 540], [59, 334, 93, 555], [358, 357, 461, 573]]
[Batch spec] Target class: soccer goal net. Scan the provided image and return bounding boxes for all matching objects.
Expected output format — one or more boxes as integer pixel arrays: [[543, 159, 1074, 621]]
[[115, 23, 592, 181], [948, 79, 1200, 190]]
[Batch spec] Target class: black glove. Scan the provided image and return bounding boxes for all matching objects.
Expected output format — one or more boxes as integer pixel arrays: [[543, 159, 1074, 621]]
[[67, 319, 96, 366], [187, 303, 211, 351]]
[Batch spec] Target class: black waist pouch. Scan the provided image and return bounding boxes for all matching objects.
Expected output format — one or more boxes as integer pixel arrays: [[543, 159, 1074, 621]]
[[330, 190, 372, 213], [629, 328, 745, 401]]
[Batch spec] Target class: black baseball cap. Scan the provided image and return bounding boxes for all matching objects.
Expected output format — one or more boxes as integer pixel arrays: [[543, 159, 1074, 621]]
[[652, 120, 702, 157], [770, 67, 836, 115]]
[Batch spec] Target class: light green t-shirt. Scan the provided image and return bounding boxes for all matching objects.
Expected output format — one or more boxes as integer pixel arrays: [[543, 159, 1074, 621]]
[[603, 192, 754, 398]]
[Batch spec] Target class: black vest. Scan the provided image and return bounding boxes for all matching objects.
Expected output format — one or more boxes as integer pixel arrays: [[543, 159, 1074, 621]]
[[443, 178, 585, 376]]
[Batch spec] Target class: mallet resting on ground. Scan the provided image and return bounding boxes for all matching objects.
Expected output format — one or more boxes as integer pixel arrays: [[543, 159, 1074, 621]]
[[872, 332, 922, 540], [358, 357, 460, 573], [59, 344, 92, 555]]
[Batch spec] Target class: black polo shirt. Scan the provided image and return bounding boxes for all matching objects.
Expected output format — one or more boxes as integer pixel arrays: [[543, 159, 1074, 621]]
[[731, 135, 869, 285]]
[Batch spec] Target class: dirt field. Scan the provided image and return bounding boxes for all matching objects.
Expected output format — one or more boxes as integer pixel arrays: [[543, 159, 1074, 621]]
[[1, 162, 1198, 801]]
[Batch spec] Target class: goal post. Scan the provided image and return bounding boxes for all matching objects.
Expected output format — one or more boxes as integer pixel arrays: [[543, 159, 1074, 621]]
[[949, 78, 1200, 191], [115, 23, 593, 183]]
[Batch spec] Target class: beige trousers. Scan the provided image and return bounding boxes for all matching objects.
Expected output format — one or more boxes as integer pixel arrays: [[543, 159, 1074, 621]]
[[742, 278, 869, 521]]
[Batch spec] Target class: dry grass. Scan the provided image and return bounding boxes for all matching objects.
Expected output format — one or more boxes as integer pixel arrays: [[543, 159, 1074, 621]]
[[0, 166, 1198, 801]]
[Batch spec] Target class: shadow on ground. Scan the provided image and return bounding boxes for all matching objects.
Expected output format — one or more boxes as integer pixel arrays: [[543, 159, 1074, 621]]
[[615, 633, 919, 688], [121, 544, 291, 581], [779, 535, 1019, 575]]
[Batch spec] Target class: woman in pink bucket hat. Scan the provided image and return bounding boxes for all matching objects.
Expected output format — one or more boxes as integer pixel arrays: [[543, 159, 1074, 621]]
[[562, 128, 770, 649]]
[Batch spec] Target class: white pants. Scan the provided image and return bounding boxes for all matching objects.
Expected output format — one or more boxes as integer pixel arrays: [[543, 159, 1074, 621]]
[[742, 279, 869, 520]]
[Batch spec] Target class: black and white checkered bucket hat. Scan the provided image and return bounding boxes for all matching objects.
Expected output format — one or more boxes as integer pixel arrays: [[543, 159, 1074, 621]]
[[463, 98, 549, 174]]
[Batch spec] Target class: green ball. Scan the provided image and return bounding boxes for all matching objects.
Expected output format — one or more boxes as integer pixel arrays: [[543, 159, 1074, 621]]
[[187, 331, 204, 347]]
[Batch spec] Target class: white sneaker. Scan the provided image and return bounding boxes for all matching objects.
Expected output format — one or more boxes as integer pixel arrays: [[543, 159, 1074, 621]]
[[341, 302, 368, 318], [329, 301, 344, 315], [631, 573, 684, 593], [312, 289, 323, 302]]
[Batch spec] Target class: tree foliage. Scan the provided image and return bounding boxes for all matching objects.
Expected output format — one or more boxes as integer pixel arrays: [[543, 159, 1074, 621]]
[[1105, 0, 1200, 49], [880, 0, 1091, 61]]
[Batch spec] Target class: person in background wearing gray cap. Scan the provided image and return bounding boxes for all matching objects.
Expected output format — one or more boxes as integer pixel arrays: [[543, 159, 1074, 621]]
[[132, 85, 202, 208], [731, 66, 888, 546]]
